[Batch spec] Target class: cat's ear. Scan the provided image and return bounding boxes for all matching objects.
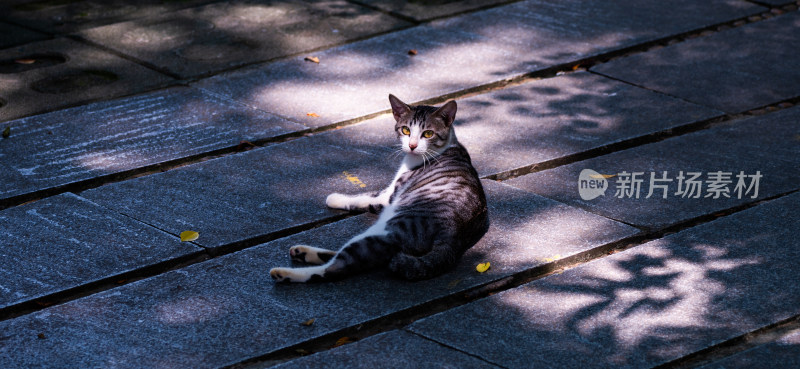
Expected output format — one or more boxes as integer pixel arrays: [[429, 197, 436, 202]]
[[433, 100, 457, 127], [389, 94, 412, 122]]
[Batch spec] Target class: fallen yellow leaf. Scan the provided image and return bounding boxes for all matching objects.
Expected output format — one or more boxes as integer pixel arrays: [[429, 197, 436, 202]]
[[304, 56, 320, 63], [408, 49, 418, 56], [301, 318, 315, 326], [180, 230, 199, 242], [342, 171, 367, 188], [476, 262, 491, 273], [544, 254, 562, 263], [306, 112, 320, 117]]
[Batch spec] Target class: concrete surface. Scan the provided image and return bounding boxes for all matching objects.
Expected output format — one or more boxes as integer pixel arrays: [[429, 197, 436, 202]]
[[1, 0, 798, 368]]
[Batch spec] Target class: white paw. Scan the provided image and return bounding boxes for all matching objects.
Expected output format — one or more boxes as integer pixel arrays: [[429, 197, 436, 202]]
[[270, 267, 292, 282], [290, 245, 335, 264], [270, 266, 324, 283], [326, 193, 350, 210]]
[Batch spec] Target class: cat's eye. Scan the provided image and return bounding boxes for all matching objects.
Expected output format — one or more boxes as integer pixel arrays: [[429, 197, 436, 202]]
[[401, 126, 410, 135], [422, 130, 435, 139]]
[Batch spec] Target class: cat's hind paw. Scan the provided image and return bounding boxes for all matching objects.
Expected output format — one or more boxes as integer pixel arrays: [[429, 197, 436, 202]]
[[270, 267, 293, 283], [270, 266, 324, 283], [290, 245, 335, 265]]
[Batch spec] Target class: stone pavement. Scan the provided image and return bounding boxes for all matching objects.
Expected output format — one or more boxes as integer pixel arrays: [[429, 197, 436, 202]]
[[1, 1, 798, 368]]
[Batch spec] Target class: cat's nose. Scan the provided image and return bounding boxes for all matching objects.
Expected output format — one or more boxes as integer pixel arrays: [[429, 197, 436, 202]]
[[408, 142, 418, 150]]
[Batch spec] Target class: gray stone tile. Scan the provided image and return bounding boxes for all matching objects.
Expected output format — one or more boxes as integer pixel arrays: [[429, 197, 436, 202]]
[[0, 257, 301, 369], [452, 72, 721, 177], [0, 161, 37, 201], [592, 12, 800, 113], [701, 330, 800, 369], [79, 131, 400, 250], [504, 106, 800, 228], [0, 192, 201, 310], [237, 72, 720, 178], [269, 330, 501, 369], [196, 25, 505, 127], [0, 21, 48, 48], [0, 179, 636, 368], [79, 0, 410, 78], [0, 86, 304, 202], [197, 0, 759, 127], [0, 38, 172, 122], [358, 0, 513, 21], [432, 0, 761, 58], [410, 191, 800, 369], [0, 0, 216, 33]]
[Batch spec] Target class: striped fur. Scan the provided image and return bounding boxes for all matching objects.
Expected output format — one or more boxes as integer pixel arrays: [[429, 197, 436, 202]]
[[270, 95, 488, 283]]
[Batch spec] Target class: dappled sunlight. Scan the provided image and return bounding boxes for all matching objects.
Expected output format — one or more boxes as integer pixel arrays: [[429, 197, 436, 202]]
[[155, 295, 236, 325], [77, 149, 152, 172], [488, 238, 769, 364]]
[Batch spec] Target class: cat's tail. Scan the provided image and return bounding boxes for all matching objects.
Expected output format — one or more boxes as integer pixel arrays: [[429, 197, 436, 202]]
[[388, 240, 459, 281]]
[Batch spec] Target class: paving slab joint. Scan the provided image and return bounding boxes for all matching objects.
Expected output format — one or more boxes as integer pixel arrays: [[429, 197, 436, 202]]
[[487, 90, 800, 184], [655, 313, 800, 369], [404, 329, 512, 369], [0, 250, 208, 322], [0, 126, 313, 211], [7, 0, 794, 210], [229, 189, 800, 367], [0, 211, 353, 323], [64, 34, 183, 80], [226, 235, 652, 368], [344, 0, 525, 24], [484, 114, 729, 182]]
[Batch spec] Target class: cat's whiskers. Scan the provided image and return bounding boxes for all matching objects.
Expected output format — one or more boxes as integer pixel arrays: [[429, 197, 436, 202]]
[[423, 148, 442, 169], [388, 146, 405, 161]]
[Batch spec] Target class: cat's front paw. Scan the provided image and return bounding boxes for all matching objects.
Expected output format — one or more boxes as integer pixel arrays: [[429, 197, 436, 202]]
[[325, 193, 351, 210]]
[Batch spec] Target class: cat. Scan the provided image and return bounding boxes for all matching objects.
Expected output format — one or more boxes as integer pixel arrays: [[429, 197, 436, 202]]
[[269, 94, 488, 283]]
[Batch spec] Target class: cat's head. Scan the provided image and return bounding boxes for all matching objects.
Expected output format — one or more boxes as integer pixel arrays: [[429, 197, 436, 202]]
[[388, 94, 457, 155]]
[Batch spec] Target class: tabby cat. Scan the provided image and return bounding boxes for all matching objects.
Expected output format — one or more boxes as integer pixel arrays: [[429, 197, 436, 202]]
[[269, 94, 488, 283]]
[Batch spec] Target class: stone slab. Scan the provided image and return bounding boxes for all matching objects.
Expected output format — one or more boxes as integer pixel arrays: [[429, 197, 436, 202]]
[[0, 192, 201, 310], [270, 330, 502, 369], [0, 86, 305, 202], [701, 330, 800, 369], [196, 0, 759, 127], [592, 11, 800, 113], [0, 0, 216, 33], [504, 106, 800, 229], [0, 21, 48, 48], [0, 180, 637, 368], [79, 0, 411, 78], [79, 127, 400, 250], [357, 0, 513, 21], [452, 72, 721, 177], [308, 72, 721, 178], [0, 38, 173, 122], [410, 191, 800, 368]]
